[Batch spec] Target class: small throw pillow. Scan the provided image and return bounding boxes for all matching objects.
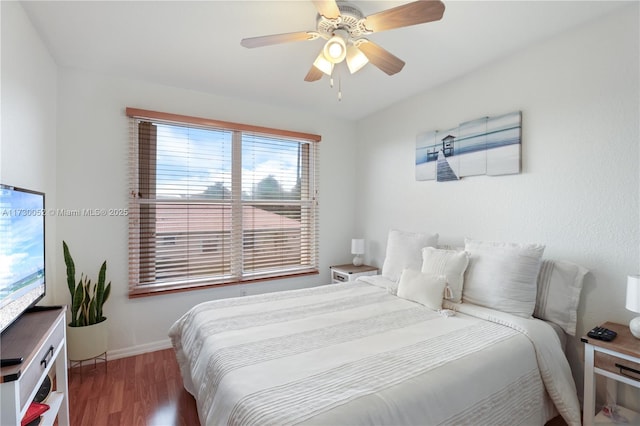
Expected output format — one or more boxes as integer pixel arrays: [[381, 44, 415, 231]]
[[534, 259, 588, 336], [381, 229, 439, 282], [397, 269, 446, 311], [463, 238, 545, 318], [421, 247, 470, 303]]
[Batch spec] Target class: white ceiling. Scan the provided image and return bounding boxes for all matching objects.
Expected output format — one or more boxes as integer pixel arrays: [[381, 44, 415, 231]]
[[21, 0, 627, 121]]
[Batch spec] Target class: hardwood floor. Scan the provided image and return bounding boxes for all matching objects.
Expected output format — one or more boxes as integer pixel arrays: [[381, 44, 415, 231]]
[[66, 349, 199, 426], [64, 348, 569, 426]]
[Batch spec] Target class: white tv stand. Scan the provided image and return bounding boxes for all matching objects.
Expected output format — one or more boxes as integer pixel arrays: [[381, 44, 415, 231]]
[[0, 307, 70, 425]]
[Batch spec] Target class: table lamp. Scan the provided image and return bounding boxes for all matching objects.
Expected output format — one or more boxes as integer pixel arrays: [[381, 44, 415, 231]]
[[351, 239, 365, 266], [626, 275, 640, 339]]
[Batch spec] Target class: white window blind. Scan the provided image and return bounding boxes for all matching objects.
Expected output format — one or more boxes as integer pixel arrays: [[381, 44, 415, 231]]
[[127, 108, 320, 296]]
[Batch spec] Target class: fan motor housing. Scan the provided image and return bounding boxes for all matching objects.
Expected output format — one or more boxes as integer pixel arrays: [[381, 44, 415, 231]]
[[316, 2, 369, 39]]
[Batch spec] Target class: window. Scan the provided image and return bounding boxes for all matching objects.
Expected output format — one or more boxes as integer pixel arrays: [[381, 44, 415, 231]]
[[126, 108, 320, 296]]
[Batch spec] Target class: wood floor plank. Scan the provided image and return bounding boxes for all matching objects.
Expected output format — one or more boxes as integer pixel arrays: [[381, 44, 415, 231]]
[[65, 348, 199, 425], [108, 380, 124, 414]]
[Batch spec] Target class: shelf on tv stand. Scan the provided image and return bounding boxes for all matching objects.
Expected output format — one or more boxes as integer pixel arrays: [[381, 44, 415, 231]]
[[0, 307, 70, 425]]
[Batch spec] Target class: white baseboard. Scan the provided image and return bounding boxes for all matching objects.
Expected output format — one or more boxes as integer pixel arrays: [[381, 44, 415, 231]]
[[69, 339, 174, 364], [108, 338, 173, 360]]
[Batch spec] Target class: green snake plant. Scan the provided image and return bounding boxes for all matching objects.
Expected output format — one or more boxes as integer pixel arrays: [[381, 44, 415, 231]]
[[63, 241, 111, 327]]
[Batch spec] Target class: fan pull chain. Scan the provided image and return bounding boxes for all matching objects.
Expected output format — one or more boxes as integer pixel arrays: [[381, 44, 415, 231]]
[[327, 67, 343, 101]]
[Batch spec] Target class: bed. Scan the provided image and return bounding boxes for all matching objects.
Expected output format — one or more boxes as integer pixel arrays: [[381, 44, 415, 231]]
[[169, 232, 585, 426]]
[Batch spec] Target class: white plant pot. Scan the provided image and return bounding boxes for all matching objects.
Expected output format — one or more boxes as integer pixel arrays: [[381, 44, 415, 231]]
[[66, 320, 108, 361]]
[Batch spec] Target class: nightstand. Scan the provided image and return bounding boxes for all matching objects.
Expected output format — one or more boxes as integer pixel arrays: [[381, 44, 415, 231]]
[[330, 264, 378, 283], [582, 321, 640, 426]]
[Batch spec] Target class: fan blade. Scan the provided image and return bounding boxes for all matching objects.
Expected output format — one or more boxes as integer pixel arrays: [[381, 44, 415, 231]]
[[312, 0, 341, 19], [357, 40, 405, 76], [241, 31, 317, 48], [304, 65, 324, 82], [363, 0, 445, 33]]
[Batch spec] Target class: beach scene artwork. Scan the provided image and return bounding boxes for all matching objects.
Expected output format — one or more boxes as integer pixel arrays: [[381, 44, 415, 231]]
[[416, 111, 521, 182]]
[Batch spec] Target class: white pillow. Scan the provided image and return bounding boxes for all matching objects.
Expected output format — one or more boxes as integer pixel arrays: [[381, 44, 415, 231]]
[[421, 247, 470, 303], [463, 238, 545, 318], [381, 229, 439, 282], [534, 259, 588, 336], [397, 269, 446, 311]]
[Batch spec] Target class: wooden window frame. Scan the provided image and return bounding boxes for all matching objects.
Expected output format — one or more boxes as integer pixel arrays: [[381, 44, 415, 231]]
[[126, 108, 320, 297]]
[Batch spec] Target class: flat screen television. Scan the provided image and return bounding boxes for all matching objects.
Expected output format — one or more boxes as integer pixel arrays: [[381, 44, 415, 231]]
[[0, 184, 46, 334]]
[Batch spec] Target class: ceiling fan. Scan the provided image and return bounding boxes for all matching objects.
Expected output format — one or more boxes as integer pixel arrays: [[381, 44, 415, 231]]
[[240, 0, 445, 82]]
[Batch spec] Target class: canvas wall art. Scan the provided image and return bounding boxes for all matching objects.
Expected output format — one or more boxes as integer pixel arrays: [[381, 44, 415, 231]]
[[416, 111, 522, 182]]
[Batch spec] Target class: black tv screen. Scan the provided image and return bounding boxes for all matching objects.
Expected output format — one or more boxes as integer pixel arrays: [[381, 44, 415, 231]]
[[0, 184, 46, 333]]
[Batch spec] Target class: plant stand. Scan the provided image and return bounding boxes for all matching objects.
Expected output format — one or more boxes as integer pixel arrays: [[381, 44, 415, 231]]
[[69, 352, 107, 382]]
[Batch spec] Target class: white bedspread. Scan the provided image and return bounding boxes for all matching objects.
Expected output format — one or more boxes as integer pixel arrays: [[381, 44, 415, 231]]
[[169, 279, 581, 426]]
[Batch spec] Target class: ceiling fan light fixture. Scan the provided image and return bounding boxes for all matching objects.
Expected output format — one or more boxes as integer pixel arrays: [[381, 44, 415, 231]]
[[346, 45, 369, 74], [241, 0, 447, 88], [323, 35, 347, 63], [313, 52, 334, 76]]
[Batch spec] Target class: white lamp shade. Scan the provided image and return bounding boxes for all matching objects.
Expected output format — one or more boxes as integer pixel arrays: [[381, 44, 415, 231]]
[[351, 239, 365, 255], [313, 52, 334, 76], [627, 275, 640, 313], [323, 35, 347, 64], [346, 45, 369, 74]]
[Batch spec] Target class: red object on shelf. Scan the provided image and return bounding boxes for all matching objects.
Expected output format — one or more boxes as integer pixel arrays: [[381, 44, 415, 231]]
[[21, 402, 49, 426]]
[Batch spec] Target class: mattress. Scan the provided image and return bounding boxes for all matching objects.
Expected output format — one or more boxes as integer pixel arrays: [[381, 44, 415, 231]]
[[169, 279, 580, 426]]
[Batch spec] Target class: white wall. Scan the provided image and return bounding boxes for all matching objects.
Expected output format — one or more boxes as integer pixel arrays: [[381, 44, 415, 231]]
[[355, 4, 639, 408], [55, 68, 358, 357], [1, 1, 58, 304]]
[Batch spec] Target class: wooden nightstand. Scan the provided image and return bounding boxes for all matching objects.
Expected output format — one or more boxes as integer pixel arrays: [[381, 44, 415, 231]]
[[582, 321, 640, 425], [330, 264, 378, 283]]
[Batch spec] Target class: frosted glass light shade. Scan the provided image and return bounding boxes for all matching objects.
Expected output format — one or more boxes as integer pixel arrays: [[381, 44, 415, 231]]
[[346, 45, 369, 74], [313, 52, 334, 76], [323, 35, 346, 63], [626, 275, 640, 338], [351, 238, 365, 266]]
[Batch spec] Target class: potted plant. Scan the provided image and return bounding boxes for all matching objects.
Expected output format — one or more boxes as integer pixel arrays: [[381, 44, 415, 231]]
[[63, 241, 111, 361]]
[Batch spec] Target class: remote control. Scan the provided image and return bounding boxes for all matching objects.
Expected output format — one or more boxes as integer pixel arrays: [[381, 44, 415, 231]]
[[587, 326, 617, 342], [1, 357, 24, 367]]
